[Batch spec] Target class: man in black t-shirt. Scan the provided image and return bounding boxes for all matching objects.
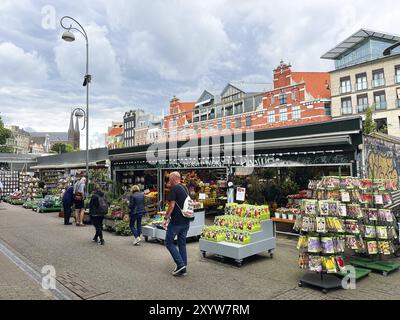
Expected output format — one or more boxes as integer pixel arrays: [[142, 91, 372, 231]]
[[164, 171, 190, 276]]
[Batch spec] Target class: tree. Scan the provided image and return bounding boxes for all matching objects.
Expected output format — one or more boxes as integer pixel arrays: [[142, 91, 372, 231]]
[[51, 142, 76, 154], [363, 106, 376, 135], [0, 114, 12, 153]]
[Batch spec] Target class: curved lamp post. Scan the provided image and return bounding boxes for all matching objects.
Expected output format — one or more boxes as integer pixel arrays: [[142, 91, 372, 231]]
[[60, 16, 91, 187]]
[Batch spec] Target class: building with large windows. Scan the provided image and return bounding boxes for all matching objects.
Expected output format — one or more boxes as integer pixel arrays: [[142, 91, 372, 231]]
[[162, 61, 331, 142], [322, 29, 400, 136]]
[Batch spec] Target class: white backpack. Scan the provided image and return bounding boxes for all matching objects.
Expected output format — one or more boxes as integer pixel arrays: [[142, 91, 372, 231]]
[[176, 185, 195, 219]]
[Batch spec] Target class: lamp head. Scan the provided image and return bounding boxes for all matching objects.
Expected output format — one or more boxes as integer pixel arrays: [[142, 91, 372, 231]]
[[62, 30, 75, 42], [74, 109, 84, 118]]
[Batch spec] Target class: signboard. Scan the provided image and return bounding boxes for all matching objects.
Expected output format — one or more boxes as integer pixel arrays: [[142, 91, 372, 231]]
[[236, 187, 246, 202]]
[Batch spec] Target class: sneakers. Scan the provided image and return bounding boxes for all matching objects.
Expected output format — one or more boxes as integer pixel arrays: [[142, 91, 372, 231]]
[[133, 237, 141, 246], [99, 239, 105, 246], [92, 237, 98, 243], [172, 265, 187, 276]]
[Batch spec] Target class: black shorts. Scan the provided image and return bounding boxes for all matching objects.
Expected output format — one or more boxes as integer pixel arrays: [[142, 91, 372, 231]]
[[75, 199, 84, 209]]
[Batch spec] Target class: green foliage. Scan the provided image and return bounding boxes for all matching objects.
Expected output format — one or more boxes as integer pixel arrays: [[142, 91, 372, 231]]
[[50, 142, 77, 154], [363, 106, 376, 135], [113, 220, 132, 236], [0, 114, 12, 151]]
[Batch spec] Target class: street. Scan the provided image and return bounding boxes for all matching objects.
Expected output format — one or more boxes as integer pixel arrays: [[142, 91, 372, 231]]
[[1, 203, 400, 300]]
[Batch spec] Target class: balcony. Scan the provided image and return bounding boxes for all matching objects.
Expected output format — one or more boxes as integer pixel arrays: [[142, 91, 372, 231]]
[[355, 81, 368, 91], [339, 85, 352, 94], [357, 104, 368, 113], [373, 101, 387, 110], [372, 78, 385, 88]]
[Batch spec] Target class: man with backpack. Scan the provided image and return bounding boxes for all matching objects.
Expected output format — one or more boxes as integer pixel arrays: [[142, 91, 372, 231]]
[[163, 171, 194, 277], [89, 187, 108, 245]]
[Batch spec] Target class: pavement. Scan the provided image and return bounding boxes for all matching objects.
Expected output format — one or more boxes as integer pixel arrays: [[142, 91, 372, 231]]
[[0, 202, 400, 300]]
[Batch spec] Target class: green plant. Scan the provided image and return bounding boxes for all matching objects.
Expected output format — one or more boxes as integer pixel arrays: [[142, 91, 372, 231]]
[[114, 220, 132, 236], [363, 106, 376, 134]]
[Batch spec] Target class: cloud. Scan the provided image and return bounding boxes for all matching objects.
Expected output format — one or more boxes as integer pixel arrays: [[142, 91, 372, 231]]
[[0, 42, 48, 85]]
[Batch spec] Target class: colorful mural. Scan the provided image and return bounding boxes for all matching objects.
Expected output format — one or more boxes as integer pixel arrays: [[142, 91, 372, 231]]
[[364, 135, 400, 185]]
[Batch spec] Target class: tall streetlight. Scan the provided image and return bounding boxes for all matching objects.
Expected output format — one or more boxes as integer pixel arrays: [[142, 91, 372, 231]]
[[60, 16, 91, 187]]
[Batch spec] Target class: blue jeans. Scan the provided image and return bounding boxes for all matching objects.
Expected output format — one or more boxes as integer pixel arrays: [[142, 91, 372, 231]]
[[129, 214, 142, 238], [165, 223, 189, 268]]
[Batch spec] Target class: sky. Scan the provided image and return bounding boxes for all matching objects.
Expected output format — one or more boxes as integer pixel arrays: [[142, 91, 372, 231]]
[[0, 0, 399, 148]]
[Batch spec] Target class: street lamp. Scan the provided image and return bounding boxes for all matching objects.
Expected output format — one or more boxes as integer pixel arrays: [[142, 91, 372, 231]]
[[60, 16, 91, 186]]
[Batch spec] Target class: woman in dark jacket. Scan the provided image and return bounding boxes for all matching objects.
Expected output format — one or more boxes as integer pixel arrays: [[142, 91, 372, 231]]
[[89, 189, 107, 245], [62, 185, 74, 225], [129, 185, 147, 245]]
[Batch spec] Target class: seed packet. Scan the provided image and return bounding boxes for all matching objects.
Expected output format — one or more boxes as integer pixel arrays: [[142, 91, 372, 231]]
[[338, 203, 347, 217], [309, 256, 322, 272], [345, 235, 358, 250], [328, 202, 339, 216], [293, 215, 303, 231], [360, 179, 374, 191], [298, 253, 309, 269], [334, 218, 345, 233], [334, 237, 345, 253], [341, 191, 350, 203], [322, 256, 337, 274], [326, 190, 340, 201], [347, 204, 363, 219], [364, 225, 376, 238], [318, 201, 330, 216], [385, 180, 397, 191], [336, 256, 347, 273], [225, 229, 232, 242], [345, 220, 360, 234], [301, 217, 311, 232], [321, 237, 334, 254], [376, 226, 388, 239], [232, 231, 239, 242], [367, 208, 378, 221], [378, 209, 394, 222], [308, 237, 321, 253], [340, 177, 354, 190], [374, 194, 383, 205], [350, 190, 363, 203], [296, 236, 308, 250], [378, 241, 391, 255], [304, 200, 318, 215], [367, 241, 378, 255], [316, 217, 326, 233], [238, 232, 250, 245], [382, 193, 392, 205]]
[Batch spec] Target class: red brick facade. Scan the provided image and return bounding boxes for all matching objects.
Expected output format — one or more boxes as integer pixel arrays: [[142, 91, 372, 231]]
[[161, 61, 332, 142]]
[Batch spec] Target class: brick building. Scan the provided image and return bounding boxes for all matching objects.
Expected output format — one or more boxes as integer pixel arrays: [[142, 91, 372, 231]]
[[106, 121, 124, 150], [162, 61, 331, 142]]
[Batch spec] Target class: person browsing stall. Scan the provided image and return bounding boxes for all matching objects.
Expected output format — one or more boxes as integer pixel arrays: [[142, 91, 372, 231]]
[[129, 185, 147, 246]]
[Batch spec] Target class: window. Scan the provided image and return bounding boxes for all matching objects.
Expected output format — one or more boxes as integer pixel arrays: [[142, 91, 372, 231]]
[[395, 66, 400, 84], [355, 73, 368, 91], [292, 106, 301, 120], [218, 120, 222, 130], [280, 108, 288, 122], [292, 90, 297, 101], [235, 118, 241, 129], [341, 97, 352, 115], [268, 111, 275, 123], [340, 77, 352, 94], [325, 103, 331, 116], [226, 119, 231, 129], [225, 105, 233, 117], [375, 118, 388, 134], [271, 96, 275, 105], [209, 122, 214, 130], [234, 103, 243, 114], [397, 88, 400, 108], [374, 91, 387, 110], [372, 69, 385, 87], [279, 91, 287, 105], [245, 116, 252, 127], [357, 94, 369, 113]]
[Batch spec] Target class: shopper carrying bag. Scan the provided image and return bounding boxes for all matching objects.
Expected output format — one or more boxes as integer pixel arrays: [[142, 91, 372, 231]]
[[73, 177, 86, 226]]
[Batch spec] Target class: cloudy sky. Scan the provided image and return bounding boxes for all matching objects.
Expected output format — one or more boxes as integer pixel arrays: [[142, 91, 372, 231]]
[[0, 0, 399, 148]]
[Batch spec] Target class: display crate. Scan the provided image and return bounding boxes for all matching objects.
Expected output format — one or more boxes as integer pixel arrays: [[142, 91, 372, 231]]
[[199, 219, 276, 267]]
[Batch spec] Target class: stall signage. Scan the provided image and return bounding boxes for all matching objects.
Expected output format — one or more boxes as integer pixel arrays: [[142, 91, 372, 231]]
[[236, 187, 246, 201]]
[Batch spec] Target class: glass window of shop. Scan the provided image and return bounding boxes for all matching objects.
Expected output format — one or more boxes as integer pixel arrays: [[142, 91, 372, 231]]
[[280, 108, 288, 122], [268, 110, 275, 123], [341, 97, 353, 115], [292, 106, 301, 120]]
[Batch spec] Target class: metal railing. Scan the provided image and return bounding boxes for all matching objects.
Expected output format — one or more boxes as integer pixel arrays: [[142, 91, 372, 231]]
[[355, 81, 368, 91], [339, 85, 352, 94], [372, 78, 385, 88], [357, 104, 368, 113]]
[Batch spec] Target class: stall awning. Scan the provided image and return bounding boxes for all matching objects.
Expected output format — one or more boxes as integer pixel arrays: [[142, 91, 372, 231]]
[[30, 161, 107, 170]]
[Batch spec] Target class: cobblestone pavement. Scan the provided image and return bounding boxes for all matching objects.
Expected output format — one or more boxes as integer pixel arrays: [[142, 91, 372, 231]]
[[0, 203, 400, 300]]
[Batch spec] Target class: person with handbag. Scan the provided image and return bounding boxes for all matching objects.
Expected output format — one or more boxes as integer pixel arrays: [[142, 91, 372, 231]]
[[163, 171, 193, 277], [89, 187, 108, 245], [73, 177, 86, 226], [128, 185, 147, 245]]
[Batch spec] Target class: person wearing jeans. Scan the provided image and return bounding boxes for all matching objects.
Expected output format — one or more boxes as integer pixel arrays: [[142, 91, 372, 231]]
[[128, 185, 146, 245], [89, 188, 106, 245], [163, 172, 191, 276]]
